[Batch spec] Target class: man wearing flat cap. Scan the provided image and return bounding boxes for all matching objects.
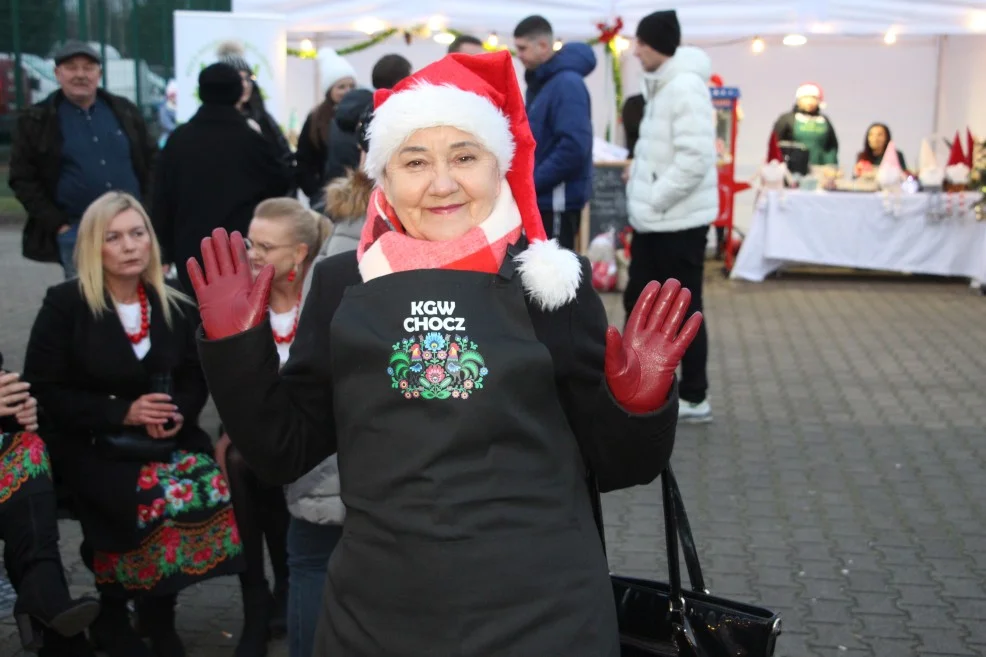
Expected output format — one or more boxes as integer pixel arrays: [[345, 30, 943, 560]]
[[624, 9, 718, 423], [8, 40, 156, 277]]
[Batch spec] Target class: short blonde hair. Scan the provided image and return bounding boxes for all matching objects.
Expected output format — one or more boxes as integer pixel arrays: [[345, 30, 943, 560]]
[[253, 198, 332, 266], [75, 192, 189, 326]]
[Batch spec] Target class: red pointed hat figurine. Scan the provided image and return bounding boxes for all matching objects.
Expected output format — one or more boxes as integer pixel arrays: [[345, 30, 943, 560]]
[[947, 130, 967, 168], [362, 50, 581, 310]]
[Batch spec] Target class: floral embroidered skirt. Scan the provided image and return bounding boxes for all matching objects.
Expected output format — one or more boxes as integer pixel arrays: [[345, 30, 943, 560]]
[[92, 451, 244, 596], [0, 431, 53, 505]]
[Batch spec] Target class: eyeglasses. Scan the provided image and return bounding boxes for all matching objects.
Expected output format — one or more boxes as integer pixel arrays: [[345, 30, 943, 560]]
[[244, 238, 294, 256]]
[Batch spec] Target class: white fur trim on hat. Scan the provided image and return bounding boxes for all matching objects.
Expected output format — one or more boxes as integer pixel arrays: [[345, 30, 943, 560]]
[[514, 239, 583, 311], [363, 83, 514, 181], [796, 83, 821, 100]]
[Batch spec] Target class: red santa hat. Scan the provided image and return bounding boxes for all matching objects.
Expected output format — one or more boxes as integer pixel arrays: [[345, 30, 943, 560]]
[[796, 82, 825, 108], [363, 50, 581, 309]]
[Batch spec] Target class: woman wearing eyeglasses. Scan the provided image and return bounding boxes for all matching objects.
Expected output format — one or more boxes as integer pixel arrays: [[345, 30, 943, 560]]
[[214, 198, 331, 657]]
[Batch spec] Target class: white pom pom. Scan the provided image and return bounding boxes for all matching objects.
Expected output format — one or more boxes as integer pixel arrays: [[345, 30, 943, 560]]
[[514, 239, 583, 311]]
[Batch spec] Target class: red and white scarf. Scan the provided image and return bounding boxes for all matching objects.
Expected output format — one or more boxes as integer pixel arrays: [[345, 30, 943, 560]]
[[355, 185, 523, 282]]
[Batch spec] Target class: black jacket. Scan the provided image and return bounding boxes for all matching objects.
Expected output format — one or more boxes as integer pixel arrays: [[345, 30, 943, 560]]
[[296, 111, 330, 202], [322, 89, 373, 191], [23, 280, 211, 550], [151, 104, 292, 291], [8, 89, 156, 263], [297, 89, 373, 208], [198, 251, 678, 493]]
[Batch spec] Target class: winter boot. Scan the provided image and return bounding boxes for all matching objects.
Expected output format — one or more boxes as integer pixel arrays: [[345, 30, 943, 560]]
[[2, 493, 100, 650]]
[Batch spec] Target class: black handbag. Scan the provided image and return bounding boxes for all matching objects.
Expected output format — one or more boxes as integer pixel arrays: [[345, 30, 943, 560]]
[[598, 466, 783, 656], [94, 433, 176, 463]]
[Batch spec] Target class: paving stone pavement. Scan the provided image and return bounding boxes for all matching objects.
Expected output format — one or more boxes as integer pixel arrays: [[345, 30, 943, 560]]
[[1, 225, 986, 656]]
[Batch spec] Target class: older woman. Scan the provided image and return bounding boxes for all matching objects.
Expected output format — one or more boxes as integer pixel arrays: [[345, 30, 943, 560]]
[[1, 353, 99, 655], [214, 198, 331, 657], [24, 192, 243, 657], [189, 52, 701, 656]]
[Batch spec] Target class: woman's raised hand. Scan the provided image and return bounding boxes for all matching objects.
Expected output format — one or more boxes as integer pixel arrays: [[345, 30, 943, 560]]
[[604, 280, 703, 414], [187, 228, 275, 340]]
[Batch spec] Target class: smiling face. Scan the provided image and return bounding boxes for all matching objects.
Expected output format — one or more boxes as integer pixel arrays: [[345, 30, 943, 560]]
[[55, 56, 101, 106], [101, 209, 152, 279], [382, 126, 501, 242]]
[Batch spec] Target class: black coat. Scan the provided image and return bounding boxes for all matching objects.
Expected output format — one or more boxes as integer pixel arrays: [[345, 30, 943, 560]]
[[150, 104, 292, 290], [199, 251, 677, 492], [23, 281, 211, 551], [8, 89, 156, 263]]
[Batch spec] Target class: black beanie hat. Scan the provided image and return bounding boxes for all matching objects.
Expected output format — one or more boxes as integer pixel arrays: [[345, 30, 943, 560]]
[[198, 63, 243, 106], [636, 10, 681, 57]]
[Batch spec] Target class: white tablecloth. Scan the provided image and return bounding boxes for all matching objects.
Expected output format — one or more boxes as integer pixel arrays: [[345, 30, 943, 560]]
[[731, 190, 986, 282]]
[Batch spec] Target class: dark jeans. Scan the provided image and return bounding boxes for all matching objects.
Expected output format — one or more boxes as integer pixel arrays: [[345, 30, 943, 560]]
[[55, 222, 79, 280], [538, 206, 581, 251], [286, 517, 342, 657], [623, 226, 709, 404]]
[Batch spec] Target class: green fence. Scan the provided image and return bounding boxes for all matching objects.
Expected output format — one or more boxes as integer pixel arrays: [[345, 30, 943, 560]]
[[1, 0, 232, 142]]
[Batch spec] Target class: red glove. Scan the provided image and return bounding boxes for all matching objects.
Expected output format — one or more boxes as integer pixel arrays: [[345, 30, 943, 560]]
[[605, 279, 703, 414], [186, 228, 275, 340]]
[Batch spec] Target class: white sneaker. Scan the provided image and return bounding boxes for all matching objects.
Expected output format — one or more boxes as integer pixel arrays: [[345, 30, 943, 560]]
[[678, 399, 712, 424]]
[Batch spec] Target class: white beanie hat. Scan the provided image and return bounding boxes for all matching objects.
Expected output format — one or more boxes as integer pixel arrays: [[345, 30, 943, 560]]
[[318, 49, 357, 93]]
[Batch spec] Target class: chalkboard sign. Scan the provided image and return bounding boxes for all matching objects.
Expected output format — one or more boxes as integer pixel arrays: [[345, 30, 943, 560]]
[[588, 162, 630, 238]]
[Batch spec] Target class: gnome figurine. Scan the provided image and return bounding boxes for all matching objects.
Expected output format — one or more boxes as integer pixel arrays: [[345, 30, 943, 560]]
[[917, 138, 946, 221], [756, 132, 793, 209], [878, 140, 905, 216]]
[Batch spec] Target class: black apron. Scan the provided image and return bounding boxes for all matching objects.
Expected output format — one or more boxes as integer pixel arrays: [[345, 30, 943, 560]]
[[317, 250, 619, 656]]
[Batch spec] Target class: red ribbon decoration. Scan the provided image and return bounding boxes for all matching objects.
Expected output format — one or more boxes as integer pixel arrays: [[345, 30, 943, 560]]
[[596, 17, 624, 44]]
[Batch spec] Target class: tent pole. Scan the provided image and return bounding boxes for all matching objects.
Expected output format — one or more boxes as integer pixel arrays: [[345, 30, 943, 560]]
[[932, 35, 945, 141]]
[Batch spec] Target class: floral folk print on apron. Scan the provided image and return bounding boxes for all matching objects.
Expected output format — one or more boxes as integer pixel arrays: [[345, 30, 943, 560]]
[[388, 301, 489, 400]]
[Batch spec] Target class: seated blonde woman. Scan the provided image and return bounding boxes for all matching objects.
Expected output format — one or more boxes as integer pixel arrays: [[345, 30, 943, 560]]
[[24, 192, 244, 657]]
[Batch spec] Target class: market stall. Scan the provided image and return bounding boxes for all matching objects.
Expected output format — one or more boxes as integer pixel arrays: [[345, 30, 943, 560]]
[[731, 189, 986, 282]]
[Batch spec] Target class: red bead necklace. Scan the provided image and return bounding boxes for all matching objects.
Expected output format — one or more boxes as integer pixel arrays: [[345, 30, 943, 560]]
[[124, 284, 150, 344], [271, 295, 302, 345]]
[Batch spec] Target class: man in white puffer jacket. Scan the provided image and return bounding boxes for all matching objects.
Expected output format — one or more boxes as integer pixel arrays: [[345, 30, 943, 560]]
[[625, 10, 717, 423]]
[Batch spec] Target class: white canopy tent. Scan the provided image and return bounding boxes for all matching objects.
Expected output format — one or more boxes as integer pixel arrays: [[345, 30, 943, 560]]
[[231, 0, 986, 38], [225, 1, 985, 234]]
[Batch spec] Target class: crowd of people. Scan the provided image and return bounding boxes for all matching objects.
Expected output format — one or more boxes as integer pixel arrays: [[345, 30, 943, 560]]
[[3, 9, 715, 657]]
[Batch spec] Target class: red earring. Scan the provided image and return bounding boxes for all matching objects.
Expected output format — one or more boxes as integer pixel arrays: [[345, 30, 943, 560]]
[[287, 269, 296, 283]]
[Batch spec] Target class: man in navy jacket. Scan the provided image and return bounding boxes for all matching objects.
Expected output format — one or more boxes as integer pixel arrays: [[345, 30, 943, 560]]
[[514, 15, 596, 250]]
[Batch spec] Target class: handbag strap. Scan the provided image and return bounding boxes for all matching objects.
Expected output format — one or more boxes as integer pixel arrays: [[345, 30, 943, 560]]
[[662, 467, 685, 612], [665, 467, 707, 593]]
